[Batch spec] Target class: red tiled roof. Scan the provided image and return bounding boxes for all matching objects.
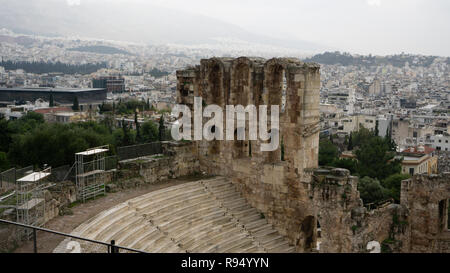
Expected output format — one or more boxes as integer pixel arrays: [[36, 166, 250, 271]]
[[402, 146, 435, 155]]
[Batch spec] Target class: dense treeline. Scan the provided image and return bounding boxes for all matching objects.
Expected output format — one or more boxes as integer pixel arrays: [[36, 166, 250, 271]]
[[148, 68, 170, 78], [0, 111, 167, 171], [0, 60, 107, 74], [304, 51, 443, 68], [99, 99, 153, 115], [67, 46, 130, 55], [319, 127, 407, 205]]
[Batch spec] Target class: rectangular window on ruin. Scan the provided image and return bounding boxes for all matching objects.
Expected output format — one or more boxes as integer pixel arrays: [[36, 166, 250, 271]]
[[448, 199, 450, 231], [438, 199, 449, 231]]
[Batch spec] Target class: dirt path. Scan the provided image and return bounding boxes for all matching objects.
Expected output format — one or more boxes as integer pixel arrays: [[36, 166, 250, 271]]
[[14, 177, 200, 253]]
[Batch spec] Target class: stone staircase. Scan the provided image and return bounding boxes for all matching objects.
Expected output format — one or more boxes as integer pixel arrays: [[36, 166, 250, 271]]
[[54, 177, 295, 253]]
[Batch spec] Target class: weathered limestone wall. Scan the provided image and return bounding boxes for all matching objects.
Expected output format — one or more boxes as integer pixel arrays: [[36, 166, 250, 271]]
[[311, 168, 410, 253], [310, 168, 450, 253], [400, 173, 450, 252], [176, 57, 450, 253], [176, 57, 321, 250], [116, 141, 199, 187]]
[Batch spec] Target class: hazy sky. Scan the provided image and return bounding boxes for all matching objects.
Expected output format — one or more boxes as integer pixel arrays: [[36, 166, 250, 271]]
[[66, 0, 450, 56]]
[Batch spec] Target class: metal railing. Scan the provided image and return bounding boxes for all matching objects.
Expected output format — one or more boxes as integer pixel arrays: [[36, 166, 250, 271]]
[[365, 198, 395, 211], [0, 219, 148, 253], [117, 142, 163, 161]]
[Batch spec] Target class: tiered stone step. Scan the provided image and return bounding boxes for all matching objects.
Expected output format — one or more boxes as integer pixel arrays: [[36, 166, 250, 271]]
[[54, 177, 295, 253]]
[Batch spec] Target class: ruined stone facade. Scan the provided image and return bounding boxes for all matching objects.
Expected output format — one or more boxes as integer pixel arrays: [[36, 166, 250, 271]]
[[177, 57, 321, 251], [401, 174, 450, 252], [176, 57, 450, 253]]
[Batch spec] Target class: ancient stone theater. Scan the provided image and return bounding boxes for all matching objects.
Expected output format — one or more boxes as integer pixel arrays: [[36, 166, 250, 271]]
[[36, 57, 450, 253]]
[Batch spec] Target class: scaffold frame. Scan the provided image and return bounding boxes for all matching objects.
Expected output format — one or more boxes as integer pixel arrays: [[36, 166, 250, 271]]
[[75, 145, 109, 203], [15, 166, 52, 240]]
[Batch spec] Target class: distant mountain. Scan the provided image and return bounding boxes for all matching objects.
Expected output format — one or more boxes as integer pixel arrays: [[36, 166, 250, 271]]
[[0, 35, 36, 47], [0, 0, 327, 54], [304, 51, 447, 67], [68, 46, 130, 55]]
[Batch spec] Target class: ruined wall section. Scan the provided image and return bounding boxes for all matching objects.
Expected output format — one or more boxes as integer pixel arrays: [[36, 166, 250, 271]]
[[176, 57, 321, 250], [311, 168, 409, 253], [117, 141, 200, 186], [175, 57, 450, 253], [400, 173, 450, 252]]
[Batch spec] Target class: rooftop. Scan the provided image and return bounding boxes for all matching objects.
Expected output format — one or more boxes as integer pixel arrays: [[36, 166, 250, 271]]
[[0, 87, 106, 93], [17, 171, 51, 182]]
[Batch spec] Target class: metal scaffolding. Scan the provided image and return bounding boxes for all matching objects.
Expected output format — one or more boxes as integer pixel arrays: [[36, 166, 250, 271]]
[[16, 167, 52, 239], [75, 145, 109, 202]]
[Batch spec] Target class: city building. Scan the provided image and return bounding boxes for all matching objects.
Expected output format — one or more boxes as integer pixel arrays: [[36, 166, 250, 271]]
[[399, 145, 438, 175], [92, 76, 125, 93], [0, 87, 107, 105]]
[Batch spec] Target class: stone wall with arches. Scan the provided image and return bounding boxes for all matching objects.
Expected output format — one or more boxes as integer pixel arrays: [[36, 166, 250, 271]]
[[176, 57, 321, 250], [175, 57, 449, 253]]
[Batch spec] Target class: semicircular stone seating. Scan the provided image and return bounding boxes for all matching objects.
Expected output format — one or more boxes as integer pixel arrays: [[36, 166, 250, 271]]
[[54, 177, 296, 253]]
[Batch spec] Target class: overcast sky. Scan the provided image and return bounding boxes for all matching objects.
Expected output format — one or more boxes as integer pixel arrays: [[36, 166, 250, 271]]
[[68, 0, 448, 56]]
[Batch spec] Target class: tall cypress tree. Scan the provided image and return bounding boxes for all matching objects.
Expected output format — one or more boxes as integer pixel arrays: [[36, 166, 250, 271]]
[[135, 110, 141, 143], [348, 132, 353, 151], [158, 114, 165, 141], [122, 119, 131, 146], [385, 126, 396, 151], [49, 93, 54, 107], [72, 96, 79, 111], [375, 120, 379, 137]]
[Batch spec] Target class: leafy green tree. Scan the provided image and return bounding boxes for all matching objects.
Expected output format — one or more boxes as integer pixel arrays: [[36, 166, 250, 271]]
[[0, 118, 13, 153], [358, 176, 391, 205], [21, 112, 45, 124], [355, 136, 401, 181], [319, 138, 338, 166], [117, 103, 128, 115], [331, 158, 358, 174], [352, 127, 373, 148], [112, 128, 124, 147], [141, 121, 159, 143], [101, 113, 115, 133], [0, 151, 10, 172], [99, 102, 114, 114], [7, 120, 115, 168], [121, 119, 133, 146], [382, 173, 410, 203]]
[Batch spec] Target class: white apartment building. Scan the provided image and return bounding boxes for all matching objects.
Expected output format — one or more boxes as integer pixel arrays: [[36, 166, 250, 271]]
[[338, 114, 376, 134], [426, 134, 450, 151]]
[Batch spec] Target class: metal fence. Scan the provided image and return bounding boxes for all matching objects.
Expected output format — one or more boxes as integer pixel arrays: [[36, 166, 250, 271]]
[[0, 168, 16, 192], [105, 156, 118, 171], [0, 219, 147, 253], [117, 142, 163, 161], [48, 165, 73, 183], [0, 166, 33, 193]]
